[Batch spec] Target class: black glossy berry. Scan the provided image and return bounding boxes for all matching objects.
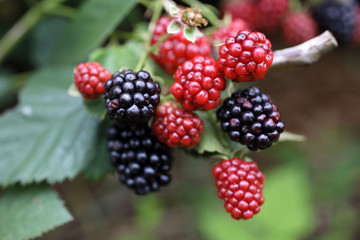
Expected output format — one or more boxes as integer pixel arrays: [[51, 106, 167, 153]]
[[104, 70, 161, 123], [107, 124, 173, 195], [216, 86, 285, 151], [313, 0, 356, 44]]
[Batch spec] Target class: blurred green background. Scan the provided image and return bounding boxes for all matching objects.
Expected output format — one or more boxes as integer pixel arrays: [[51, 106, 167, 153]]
[[1, 0, 360, 240]]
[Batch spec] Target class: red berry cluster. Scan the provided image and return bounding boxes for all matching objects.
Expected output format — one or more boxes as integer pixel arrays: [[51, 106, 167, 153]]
[[211, 18, 250, 44], [222, 0, 288, 33], [282, 12, 318, 46], [151, 101, 204, 147], [213, 158, 265, 220], [74, 62, 112, 99], [217, 30, 273, 82], [151, 16, 211, 75], [171, 56, 226, 111]]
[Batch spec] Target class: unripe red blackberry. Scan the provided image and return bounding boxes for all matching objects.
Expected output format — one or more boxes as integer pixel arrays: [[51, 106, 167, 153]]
[[171, 56, 226, 111], [256, 0, 289, 33], [73, 62, 112, 99], [217, 30, 273, 82], [107, 124, 173, 195], [282, 12, 318, 46], [151, 16, 211, 75], [151, 101, 204, 147], [211, 18, 250, 45], [213, 158, 265, 220], [221, 0, 259, 30], [104, 70, 161, 124], [216, 86, 284, 151]]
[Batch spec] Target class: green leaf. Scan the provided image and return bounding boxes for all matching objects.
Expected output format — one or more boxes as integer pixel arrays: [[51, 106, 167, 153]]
[[89, 41, 142, 73], [192, 111, 231, 156], [167, 20, 182, 34], [83, 119, 113, 181], [83, 98, 106, 119], [198, 163, 313, 240], [0, 66, 111, 186], [163, 0, 181, 16], [49, 0, 137, 65], [30, 16, 68, 67], [0, 72, 23, 111], [183, 26, 201, 43], [0, 184, 73, 240]]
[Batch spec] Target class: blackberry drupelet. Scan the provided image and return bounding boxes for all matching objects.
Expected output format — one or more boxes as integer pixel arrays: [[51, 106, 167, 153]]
[[107, 124, 173, 195], [216, 86, 284, 151], [104, 70, 161, 124], [313, 0, 356, 44]]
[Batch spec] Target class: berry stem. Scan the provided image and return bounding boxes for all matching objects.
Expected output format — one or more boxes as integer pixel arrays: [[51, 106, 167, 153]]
[[135, 0, 163, 72], [271, 30, 338, 69], [0, 0, 66, 64]]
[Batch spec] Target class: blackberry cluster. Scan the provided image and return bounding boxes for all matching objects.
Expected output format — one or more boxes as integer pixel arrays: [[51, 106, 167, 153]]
[[104, 70, 161, 123], [107, 124, 173, 195], [313, 0, 356, 44], [216, 86, 285, 151], [213, 158, 265, 220]]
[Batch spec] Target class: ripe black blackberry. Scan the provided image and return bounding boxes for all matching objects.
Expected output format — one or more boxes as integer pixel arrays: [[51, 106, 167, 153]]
[[313, 0, 356, 44], [216, 86, 285, 151], [104, 70, 161, 123], [107, 124, 173, 195]]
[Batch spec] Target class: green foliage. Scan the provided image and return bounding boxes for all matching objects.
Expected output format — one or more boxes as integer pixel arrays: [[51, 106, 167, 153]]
[[0, 185, 73, 240], [198, 163, 314, 240], [0, 66, 111, 186], [89, 42, 142, 73], [49, 0, 137, 65]]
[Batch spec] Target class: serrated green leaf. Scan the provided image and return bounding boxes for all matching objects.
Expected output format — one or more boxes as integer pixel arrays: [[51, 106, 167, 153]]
[[0, 66, 110, 186], [167, 20, 182, 34], [0, 184, 73, 240], [49, 0, 137, 65], [198, 163, 313, 240], [89, 41, 142, 73]]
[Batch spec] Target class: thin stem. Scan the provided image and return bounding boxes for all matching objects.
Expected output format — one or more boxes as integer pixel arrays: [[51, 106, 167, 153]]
[[271, 31, 338, 70], [135, 0, 163, 72], [149, 33, 171, 53], [0, 0, 65, 64]]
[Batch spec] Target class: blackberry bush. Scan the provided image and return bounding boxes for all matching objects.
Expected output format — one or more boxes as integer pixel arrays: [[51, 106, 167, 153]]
[[217, 86, 285, 151], [107, 124, 173, 195]]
